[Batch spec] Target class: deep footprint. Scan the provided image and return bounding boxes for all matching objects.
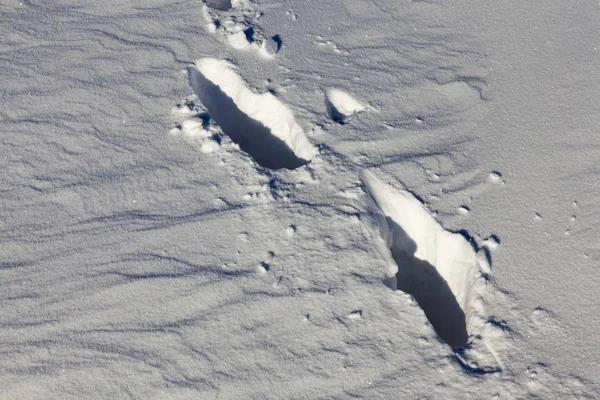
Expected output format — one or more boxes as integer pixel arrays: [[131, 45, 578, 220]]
[[363, 172, 480, 347], [389, 216, 468, 347], [188, 59, 315, 170]]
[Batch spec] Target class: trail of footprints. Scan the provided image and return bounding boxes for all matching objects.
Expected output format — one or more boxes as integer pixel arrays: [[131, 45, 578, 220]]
[[176, 3, 500, 366], [168, 0, 567, 381], [171, 59, 506, 368]]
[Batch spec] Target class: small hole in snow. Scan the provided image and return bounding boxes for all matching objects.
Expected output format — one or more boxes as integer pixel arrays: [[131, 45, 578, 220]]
[[243, 27, 255, 42]]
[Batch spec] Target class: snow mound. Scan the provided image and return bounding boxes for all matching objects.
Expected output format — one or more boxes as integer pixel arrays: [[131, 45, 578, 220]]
[[325, 88, 365, 124]]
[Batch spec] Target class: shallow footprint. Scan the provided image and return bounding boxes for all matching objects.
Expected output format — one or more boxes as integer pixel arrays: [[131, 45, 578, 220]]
[[200, 0, 280, 58]]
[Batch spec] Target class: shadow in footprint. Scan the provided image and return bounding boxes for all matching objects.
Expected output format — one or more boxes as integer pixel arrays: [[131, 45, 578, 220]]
[[387, 217, 468, 347], [325, 97, 346, 125], [189, 68, 309, 170], [206, 0, 232, 11], [271, 35, 282, 51]]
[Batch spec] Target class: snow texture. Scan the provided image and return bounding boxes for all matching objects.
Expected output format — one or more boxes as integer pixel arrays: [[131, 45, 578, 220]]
[[2, 0, 599, 399]]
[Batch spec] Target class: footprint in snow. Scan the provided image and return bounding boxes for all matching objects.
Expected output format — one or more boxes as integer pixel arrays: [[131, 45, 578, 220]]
[[361, 172, 495, 349], [201, 0, 281, 58], [187, 58, 316, 170]]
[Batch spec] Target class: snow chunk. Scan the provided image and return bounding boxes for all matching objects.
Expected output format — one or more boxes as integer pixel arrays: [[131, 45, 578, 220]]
[[260, 36, 280, 58], [170, 99, 222, 154], [489, 171, 502, 183], [228, 31, 251, 50], [325, 88, 365, 124]]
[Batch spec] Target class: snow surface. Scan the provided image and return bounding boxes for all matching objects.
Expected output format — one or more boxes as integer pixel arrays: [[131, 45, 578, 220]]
[[2, 0, 599, 399]]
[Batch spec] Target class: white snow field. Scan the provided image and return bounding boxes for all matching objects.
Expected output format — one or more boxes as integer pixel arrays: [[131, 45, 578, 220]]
[[1, 0, 599, 399]]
